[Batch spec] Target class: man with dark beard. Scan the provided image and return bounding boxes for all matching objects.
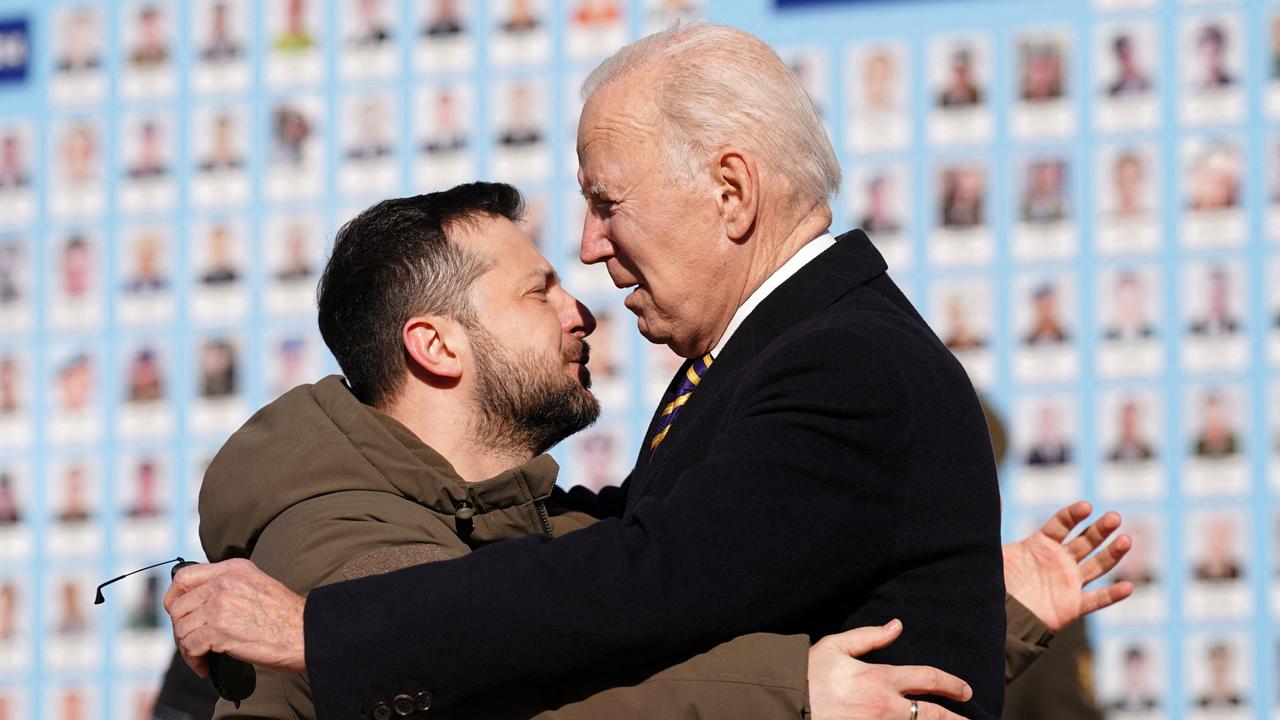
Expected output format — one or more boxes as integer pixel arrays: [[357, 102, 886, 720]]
[[192, 183, 978, 719]]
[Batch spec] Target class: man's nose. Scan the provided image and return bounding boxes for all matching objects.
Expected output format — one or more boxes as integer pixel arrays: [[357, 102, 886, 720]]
[[579, 212, 610, 266], [565, 295, 596, 338]]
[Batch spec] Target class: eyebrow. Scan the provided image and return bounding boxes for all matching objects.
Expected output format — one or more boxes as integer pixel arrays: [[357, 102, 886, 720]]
[[521, 267, 557, 285], [580, 178, 615, 200]]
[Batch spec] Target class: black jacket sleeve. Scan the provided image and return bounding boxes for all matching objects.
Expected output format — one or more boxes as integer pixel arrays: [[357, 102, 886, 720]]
[[304, 324, 1000, 718]]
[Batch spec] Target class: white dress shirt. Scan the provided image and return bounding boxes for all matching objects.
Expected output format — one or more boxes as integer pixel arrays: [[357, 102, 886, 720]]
[[710, 231, 836, 357]]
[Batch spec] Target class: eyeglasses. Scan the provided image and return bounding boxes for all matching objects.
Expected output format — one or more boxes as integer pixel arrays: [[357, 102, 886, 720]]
[[95, 556, 257, 708]]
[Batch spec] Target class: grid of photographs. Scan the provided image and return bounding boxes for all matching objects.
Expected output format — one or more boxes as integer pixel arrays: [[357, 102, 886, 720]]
[[3, 0, 706, 717], [2, 0, 1280, 717]]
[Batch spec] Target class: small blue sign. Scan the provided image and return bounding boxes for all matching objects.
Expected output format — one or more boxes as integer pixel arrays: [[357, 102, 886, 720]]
[[0, 19, 30, 84]]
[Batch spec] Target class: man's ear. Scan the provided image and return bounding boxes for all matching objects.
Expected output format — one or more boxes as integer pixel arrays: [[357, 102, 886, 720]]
[[714, 150, 758, 241], [402, 316, 464, 380]]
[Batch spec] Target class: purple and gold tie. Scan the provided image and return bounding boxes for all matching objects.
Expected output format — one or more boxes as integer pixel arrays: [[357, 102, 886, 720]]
[[649, 353, 714, 451]]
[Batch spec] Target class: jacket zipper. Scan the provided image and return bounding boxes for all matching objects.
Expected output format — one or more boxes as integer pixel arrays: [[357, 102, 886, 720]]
[[534, 500, 553, 536]]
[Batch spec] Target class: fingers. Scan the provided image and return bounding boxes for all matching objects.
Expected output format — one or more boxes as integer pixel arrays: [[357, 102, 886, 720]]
[[1078, 581, 1135, 618], [1065, 511, 1122, 561], [179, 644, 210, 679], [818, 620, 903, 657], [1080, 533, 1132, 584], [912, 699, 967, 720], [888, 666, 972, 702], [1040, 501, 1093, 543]]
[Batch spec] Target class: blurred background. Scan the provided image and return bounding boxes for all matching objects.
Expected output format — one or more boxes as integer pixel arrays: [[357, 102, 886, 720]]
[[0, 0, 1274, 717]]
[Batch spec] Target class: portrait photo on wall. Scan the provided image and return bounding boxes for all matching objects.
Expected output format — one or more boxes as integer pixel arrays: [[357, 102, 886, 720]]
[[111, 561, 171, 670], [1100, 514, 1165, 624], [0, 574, 27, 672], [49, 4, 106, 106], [340, 92, 399, 197], [1013, 394, 1081, 507], [1013, 153, 1075, 262], [0, 462, 29, 541], [48, 346, 100, 447], [50, 118, 105, 219], [1014, 273, 1079, 383], [928, 34, 993, 145], [489, 77, 551, 182], [1096, 636, 1165, 714], [265, 212, 322, 315], [565, 424, 627, 493], [414, 83, 475, 191], [1097, 389, 1163, 502], [192, 334, 248, 436], [1180, 13, 1245, 126], [341, 0, 398, 80], [45, 458, 103, 564], [49, 229, 100, 331], [1181, 136, 1245, 250], [932, 160, 994, 266], [1096, 265, 1162, 378], [45, 684, 98, 720], [1095, 142, 1160, 256], [118, 340, 173, 440], [120, 112, 177, 214], [192, 104, 250, 208], [846, 163, 909, 270], [1012, 29, 1073, 139], [1182, 260, 1247, 373], [0, 236, 30, 333], [414, 0, 475, 74], [1184, 385, 1249, 498], [265, 329, 323, 399], [1185, 633, 1249, 713], [118, 224, 174, 327], [45, 572, 99, 669], [120, 0, 177, 100], [491, 0, 551, 67], [0, 123, 35, 227], [1185, 508, 1251, 620], [1268, 13, 1280, 119], [0, 352, 29, 449], [192, 0, 251, 93], [567, 0, 628, 61], [268, 97, 324, 200], [845, 40, 910, 152], [1094, 20, 1159, 133], [267, 0, 325, 87], [190, 217, 249, 323], [929, 277, 994, 389]]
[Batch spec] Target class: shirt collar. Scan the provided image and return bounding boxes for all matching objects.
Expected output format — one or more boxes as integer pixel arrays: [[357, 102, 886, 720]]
[[710, 231, 836, 358]]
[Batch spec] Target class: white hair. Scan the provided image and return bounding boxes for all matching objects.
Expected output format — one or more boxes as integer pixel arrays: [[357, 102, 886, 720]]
[[581, 23, 840, 207]]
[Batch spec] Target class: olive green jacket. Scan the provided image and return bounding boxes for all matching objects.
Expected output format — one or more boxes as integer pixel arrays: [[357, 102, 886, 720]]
[[199, 376, 1049, 719]]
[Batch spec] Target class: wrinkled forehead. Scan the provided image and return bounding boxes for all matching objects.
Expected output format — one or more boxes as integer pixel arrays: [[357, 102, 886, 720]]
[[576, 78, 661, 167]]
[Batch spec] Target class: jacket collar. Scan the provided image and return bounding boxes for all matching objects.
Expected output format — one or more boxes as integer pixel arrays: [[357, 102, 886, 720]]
[[369, 406, 560, 544], [632, 230, 887, 483], [713, 229, 886, 369]]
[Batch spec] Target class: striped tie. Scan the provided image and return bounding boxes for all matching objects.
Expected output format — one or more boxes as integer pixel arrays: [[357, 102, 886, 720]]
[[649, 353, 714, 451]]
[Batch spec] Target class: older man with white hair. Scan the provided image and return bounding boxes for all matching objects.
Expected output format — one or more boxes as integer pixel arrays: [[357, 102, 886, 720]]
[[166, 24, 1133, 720]]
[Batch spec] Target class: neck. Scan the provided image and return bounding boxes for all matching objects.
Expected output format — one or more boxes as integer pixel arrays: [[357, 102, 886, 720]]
[[699, 202, 831, 355], [382, 389, 533, 484]]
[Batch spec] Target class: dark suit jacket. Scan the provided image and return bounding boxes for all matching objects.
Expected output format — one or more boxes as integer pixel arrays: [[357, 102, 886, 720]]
[[303, 230, 1007, 718]]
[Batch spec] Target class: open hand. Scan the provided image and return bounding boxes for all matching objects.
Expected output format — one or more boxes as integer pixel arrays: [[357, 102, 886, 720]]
[[1002, 501, 1134, 631]]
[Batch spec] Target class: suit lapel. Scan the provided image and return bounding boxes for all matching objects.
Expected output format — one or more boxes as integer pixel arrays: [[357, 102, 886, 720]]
[[626, 230, 889, 502]]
